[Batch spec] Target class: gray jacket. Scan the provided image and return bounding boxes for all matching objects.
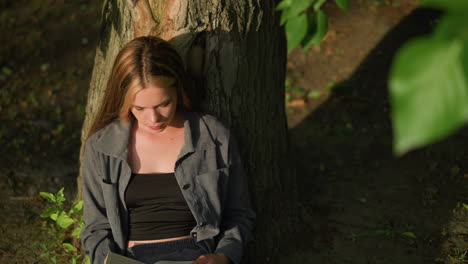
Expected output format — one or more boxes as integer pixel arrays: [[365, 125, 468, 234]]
[[81, 112, 255, 264]]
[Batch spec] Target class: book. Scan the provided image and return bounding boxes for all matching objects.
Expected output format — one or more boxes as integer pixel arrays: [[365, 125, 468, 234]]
[[106, 252, 145, 264], [155, 262, 193, 264], [106, 252, 193, 264]]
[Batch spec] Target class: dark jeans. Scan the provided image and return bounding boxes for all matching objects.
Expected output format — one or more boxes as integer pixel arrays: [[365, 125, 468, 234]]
[[125, 238, 207, 264]]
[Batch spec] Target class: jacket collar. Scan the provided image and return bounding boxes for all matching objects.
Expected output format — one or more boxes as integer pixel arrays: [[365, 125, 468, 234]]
[[93, 111, 216, 160]]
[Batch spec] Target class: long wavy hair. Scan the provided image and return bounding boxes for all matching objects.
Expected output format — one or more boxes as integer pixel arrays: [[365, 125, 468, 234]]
[[86, 36, 193, 140]]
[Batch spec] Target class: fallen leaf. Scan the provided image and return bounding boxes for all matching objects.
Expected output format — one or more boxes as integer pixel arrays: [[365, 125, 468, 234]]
[[19, 101, 28, 108], [288, 99, 306, 107]]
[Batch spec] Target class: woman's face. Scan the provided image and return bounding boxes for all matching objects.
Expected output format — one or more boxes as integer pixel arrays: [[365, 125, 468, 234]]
[[130, 76, 178, 134]]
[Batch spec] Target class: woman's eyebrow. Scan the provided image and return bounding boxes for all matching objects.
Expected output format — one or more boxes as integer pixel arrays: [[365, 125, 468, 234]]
[[132, 99, 171, 108]]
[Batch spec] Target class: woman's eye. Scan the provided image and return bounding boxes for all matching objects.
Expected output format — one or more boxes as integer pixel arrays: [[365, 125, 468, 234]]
[[135, 107, 144, 111]]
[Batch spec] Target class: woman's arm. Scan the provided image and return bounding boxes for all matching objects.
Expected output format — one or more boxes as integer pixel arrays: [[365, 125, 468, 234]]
[[80, 140, 118, 264], [214, 136, 256, 264]]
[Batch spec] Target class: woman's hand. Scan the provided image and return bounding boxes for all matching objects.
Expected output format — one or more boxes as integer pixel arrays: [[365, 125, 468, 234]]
[[193, 253, 230, 264]]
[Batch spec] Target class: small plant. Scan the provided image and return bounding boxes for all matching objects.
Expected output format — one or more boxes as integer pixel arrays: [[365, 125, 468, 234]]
[[452, 201, 468, 214], [447, 249, 467, 264], [39, 187, 90, 264]]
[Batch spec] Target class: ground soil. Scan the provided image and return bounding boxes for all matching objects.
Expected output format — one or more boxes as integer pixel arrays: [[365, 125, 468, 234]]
[[0, 0, 466, 263], [0, 0, 101, 263], [286, 0, 417, 127], [285, 2, 468, 264]]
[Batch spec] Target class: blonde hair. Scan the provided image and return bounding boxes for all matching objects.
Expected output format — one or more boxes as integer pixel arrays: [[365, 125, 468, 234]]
[[86, 36, 192, 140]]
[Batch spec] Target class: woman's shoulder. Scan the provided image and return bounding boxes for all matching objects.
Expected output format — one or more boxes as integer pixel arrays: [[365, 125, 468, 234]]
[[188, 111, 231, 136], [85, 119, 131, 152], [198, 112, 228, 127]]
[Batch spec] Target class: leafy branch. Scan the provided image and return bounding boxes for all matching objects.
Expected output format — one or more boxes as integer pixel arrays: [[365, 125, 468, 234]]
[[276, 0, 349, 53]]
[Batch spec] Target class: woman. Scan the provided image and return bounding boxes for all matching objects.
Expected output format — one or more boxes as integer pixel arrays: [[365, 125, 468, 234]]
[[81, 36, 255, 264]]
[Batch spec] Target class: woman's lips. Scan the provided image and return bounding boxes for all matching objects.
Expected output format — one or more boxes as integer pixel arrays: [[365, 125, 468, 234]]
[[149, 124, 164, 130]]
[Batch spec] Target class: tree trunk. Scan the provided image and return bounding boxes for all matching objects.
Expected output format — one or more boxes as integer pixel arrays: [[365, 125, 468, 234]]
[[79, 0, 296, 263]]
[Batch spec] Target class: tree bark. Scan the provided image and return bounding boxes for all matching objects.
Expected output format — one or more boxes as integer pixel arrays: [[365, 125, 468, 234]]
[[79, 0, 296, 263]]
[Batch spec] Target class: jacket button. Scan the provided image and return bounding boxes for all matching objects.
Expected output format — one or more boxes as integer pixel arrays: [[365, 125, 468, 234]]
[[199, 222, 205, 227], [182, 184, 190, 190], [192, 232, 197, 238]]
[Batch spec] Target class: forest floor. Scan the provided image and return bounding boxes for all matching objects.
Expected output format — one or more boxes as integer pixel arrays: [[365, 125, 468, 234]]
[[0, 0, 466, 263], [0, 0, 101, 263]]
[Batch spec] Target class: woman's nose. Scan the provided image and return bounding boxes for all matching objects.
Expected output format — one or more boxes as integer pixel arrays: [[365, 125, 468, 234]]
[[149, 109, 161, 123]]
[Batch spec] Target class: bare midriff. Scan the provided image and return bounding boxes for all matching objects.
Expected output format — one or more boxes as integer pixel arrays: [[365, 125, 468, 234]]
[[127, 235, 192, 248]]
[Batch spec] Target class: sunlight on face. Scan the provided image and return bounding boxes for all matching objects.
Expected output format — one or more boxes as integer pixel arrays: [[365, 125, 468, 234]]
[[130, 76, 178, 134]]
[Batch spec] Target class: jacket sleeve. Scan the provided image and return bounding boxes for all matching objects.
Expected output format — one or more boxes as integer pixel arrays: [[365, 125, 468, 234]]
[[80, 140, 118, 264], [214, 136, 256, 264]]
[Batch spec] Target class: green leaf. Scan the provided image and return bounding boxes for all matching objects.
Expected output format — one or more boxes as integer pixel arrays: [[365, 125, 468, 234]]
[[2, 66, 12, 76], [56, 197, 65, 206], [433, 13, 468, 42], [56, 212, 75, 229], [334, 0, 349, 11], [72, 227, 81, 238], [51, 257, 57, 264], [308, 90, 321, 98], [40, 207, 59, 219], [280, 8, 292, 25], [281, 0, 315, 25], [289, 0, 315, 17], [276, 0, 293, 10], [401, 232, 417, 239], [312, 10, 328, 45], [40, 192, 56, 203], [302, 10, 328, 50], [72, 222, 83, 238], [389, 37, 468, 155], [57, 187, 65, 197], [83, 256, 91, 264], [421, 0, 468, 11], [62, 243, 77, 252], [56, 187, 66, 205], [70, 200, 83, 214], [56, 124, 65, 134], [51, 212, 59, 221], [301, 12, 317, 50], [70, 258, 77, 264], [313, 0, 327, 11], [286, 12, 308, 53]]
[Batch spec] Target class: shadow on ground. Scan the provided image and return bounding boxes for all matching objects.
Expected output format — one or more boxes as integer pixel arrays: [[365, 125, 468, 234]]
[[288, 8, 468, 264]]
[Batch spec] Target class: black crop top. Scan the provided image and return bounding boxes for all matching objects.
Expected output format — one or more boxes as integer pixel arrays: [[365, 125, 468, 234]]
[[125, 172, 197, 240]]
